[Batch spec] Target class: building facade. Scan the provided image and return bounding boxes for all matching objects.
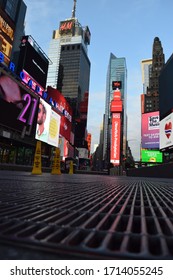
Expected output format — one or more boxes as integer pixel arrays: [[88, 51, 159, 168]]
[[103, 53, 127, 167]]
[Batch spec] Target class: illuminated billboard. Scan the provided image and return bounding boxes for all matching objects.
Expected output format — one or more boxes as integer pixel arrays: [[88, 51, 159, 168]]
[[35, 98, 61, 148], [18, 36, 49, 89], [0, 9, 14, 64], [47, 86, 72, 142], [110, 113, 121, 165], [141, 150, 163, 163], [0, 68, 38, 134], [59, 20, 75, 35], [160, 112, 173, 151], [141, 111, 160, 149]]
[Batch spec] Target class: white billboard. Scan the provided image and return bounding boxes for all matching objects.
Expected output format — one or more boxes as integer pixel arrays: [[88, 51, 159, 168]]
[[160, 112, 173, 150], [35, 98, 61, 147]]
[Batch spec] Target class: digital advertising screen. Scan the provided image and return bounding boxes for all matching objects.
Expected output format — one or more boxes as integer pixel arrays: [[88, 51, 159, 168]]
[[47, 86, 72, 142], [141, 150, 163, 163], [141, 111, 160, 149], [48, 110, 61, 148], [35, 98, 61, 148], [110, 113, 121, 165], [0, 68, 39, 134], [160, 112, 173, 151], [18, 37, 49, 89]]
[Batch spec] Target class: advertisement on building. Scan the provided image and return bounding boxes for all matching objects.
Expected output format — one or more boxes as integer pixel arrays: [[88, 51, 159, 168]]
[[59, 19, 75, 35], [160, 112, 173, 151], [47, 87, 72, 142], [0, 9, 15, 64], [18, 36, 49, 89], [141, 150, 163, 163], [35, 98, 61, 148], [0, 69, 39, 134], [141, 111, 160, 149], [110, 113, 121, 165]]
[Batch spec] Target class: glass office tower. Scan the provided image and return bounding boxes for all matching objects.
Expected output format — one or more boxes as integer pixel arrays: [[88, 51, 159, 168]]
[[46, 2, 91, 147], [103, 53, 127, 166]]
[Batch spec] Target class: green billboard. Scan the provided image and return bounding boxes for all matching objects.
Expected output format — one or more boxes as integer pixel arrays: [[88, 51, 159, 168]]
[[141, 150, 163, 163]]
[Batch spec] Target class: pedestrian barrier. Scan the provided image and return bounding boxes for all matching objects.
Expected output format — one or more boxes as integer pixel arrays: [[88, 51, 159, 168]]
[[31, 141, 42, 175], [51, 148, 61, 175]]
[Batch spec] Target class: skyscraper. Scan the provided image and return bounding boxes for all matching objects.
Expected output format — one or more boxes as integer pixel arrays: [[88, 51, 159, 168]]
[[103, 53, 127, 166], [141, 58, 152, 95], [47, 0, 91, 147], [142, 37, 165, 113]]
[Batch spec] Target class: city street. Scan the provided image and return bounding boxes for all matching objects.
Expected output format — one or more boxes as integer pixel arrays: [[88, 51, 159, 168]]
[[0, 170, 173, 260]]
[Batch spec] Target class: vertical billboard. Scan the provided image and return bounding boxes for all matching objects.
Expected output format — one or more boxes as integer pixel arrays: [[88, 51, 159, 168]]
[[110, 113, 121, 165], [141, 111, 160, 149], [160, 112, 173, 151], [35, 98, 61, 147]]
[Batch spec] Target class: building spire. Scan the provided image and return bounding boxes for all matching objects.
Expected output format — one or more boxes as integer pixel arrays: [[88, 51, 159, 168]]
[[72, 0, 77, 18]]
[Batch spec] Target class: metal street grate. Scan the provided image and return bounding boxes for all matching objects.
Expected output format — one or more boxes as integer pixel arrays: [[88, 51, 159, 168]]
[[0, 173, 173, 259]]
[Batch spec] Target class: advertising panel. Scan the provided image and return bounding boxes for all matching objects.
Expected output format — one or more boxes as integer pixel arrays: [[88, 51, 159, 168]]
[[141, 111, 160, 149], [48, 110, 61, 147], [110, 113, 121, 165], [0, 69, 38, 134], [160, 112, 173, 151], [79, 91, 88, 120], [141, 150, 163, 163], [35, 98, 51, 144], [59, 19, 75, 35], [47, 87, 72, 142], [19, 36, 49, 88], [0, 9, 14, 64], [35, 98, 61, 148]]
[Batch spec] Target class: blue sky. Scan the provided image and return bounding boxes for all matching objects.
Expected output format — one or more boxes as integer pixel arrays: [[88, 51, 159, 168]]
[[24, 0, 173, 160]]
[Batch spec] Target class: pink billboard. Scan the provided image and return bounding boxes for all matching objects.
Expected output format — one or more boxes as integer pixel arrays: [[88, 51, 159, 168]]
[[141, 111, 160, 149]]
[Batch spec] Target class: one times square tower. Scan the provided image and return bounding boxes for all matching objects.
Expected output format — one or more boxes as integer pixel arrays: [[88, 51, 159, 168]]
[[47, 0, 91, 148]]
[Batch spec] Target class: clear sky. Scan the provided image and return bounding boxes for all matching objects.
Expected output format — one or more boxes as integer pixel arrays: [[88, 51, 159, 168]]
[[24, 0, 173, 160]]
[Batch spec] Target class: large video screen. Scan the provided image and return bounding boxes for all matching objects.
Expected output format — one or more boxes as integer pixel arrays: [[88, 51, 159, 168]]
[[35, 98, 61, 148], [18, 39, 49, 89], [141, 150, 163, 163], [141, 111, 160, 149], [0, 69, 39, 134], [47, 86, 72, 142], [160, 112, 173, 151]]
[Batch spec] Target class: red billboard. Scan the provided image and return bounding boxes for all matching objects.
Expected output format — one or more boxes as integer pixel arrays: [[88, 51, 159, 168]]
[[110, 113, 121, 165], [47, 87, 72, 142]]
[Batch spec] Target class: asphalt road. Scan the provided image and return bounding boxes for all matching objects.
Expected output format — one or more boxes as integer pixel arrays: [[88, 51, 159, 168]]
[[0, 171, 173, 259]]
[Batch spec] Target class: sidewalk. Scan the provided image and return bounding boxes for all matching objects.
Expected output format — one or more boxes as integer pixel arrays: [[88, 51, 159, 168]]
[[0, 171, 173, 259]]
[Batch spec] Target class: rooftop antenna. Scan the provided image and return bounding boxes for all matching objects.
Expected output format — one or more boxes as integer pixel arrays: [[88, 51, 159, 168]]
[[72, 0, 77, 18]]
